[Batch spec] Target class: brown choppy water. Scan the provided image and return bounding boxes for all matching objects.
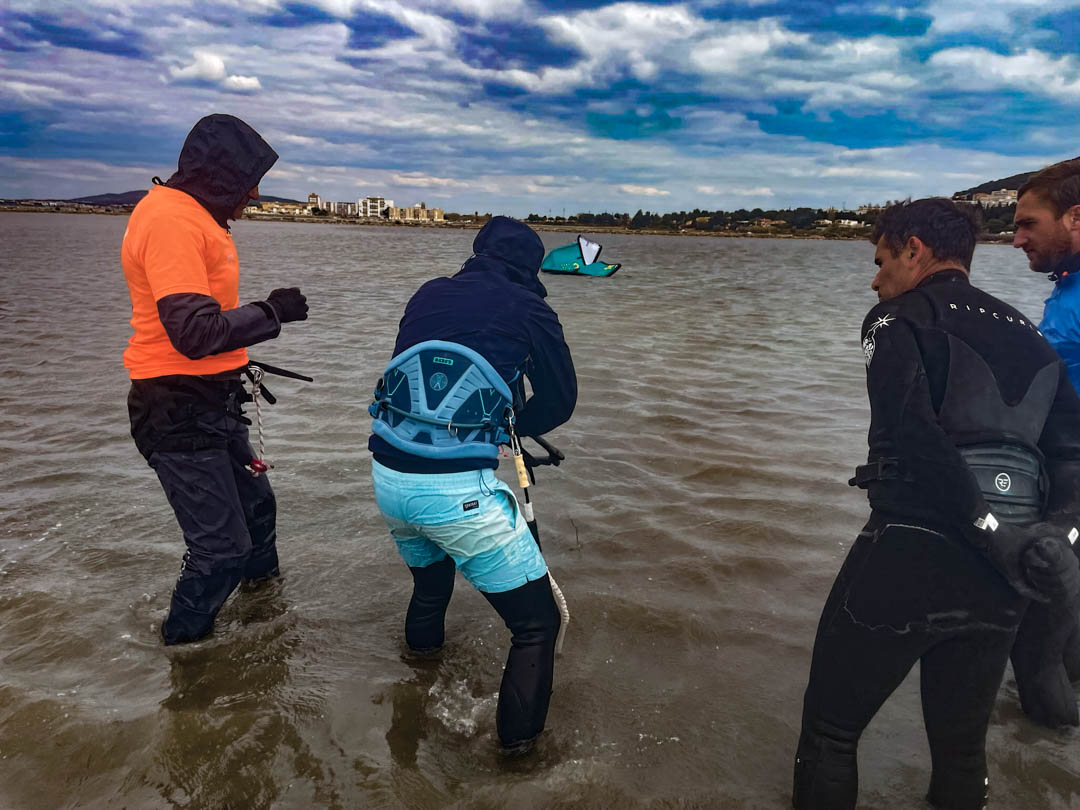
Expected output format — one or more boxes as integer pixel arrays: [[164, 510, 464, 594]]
[[0, 212, 1076, 809]]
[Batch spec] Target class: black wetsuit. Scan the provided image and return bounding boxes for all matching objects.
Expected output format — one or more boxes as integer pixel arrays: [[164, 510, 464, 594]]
[[794, 270, 1080, 810]]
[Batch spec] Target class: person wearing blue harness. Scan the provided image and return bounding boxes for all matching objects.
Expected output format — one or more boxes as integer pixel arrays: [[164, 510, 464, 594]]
[[1015, 158, 1080, 393], [1012, 158, 1080, 724], [369, 216, 577, 755]]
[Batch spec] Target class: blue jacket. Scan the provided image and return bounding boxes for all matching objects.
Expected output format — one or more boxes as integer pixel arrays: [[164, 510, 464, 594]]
[[1040, 255, 1080, 395], [369, 216, 577, 472]]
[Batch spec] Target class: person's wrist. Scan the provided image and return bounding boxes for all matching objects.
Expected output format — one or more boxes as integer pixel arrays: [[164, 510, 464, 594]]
[[254, 300, 280, 321]]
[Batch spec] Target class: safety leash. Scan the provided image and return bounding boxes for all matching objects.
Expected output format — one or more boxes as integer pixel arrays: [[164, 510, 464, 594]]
[[507, 416, 571, 654], [245, 365, 272, 477]]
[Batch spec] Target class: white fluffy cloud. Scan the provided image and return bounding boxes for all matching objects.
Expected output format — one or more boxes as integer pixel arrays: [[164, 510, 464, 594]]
[[931, 47, 1080, 102], [926, 0, 1080, 33], [618, 184, 671, 196], [169, 50, 227, 82], [697, 185, 775, 197], [169, 50, 263, 93]]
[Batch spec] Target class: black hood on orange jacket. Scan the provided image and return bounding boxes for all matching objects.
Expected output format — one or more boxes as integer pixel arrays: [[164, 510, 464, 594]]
[[163, 114, 278, 229]]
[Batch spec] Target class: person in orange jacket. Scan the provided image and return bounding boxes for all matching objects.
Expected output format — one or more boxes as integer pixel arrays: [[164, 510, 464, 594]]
[[122, 114, 308, 645]]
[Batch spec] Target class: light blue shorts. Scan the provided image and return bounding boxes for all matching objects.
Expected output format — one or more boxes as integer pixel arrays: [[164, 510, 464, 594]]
[[371, 460, 547, 593]]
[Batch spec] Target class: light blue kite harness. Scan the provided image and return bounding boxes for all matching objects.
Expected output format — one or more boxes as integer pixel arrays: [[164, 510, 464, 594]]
[[369, 340, 517, 460]]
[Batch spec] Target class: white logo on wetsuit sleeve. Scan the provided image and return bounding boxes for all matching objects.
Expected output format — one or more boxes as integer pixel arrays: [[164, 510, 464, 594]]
[[862, 314, 895, 367]]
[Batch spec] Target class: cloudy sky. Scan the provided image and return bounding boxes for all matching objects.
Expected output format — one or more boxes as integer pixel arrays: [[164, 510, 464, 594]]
[[2, 0, 1079, 215]]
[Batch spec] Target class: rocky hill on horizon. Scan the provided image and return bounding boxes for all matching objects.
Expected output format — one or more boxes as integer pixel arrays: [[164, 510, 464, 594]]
[[952, 156, 1079, 199], [66, 190, 300, 206]]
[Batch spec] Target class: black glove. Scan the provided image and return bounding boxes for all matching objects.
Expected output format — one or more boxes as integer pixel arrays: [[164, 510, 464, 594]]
[[972, 519, 1050, 602], [266, 287, 308, 323], [1021, 524, 1080, 606]]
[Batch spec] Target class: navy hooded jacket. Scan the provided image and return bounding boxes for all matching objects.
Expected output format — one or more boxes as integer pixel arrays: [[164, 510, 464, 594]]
[[369, 216, 578, 473]]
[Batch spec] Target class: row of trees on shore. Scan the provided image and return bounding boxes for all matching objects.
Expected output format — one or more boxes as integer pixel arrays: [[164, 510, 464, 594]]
[[524, 201, 1018, 235], [527, 206, 873, 235]]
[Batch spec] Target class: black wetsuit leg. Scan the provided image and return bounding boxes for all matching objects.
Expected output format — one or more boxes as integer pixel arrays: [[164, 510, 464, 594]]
[[405, 555, 456, 652], [483, 575, 561, 749], [794, 514, 1025, 810], [922, 632, 1013, 809], [151, 445, 252, 644], [1065, 621, 1080, 684], [1011, 601, 1080, 727]]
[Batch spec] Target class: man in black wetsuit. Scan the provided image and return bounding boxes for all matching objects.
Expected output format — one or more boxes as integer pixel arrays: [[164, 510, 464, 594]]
[[793, 198, 1080, 810]]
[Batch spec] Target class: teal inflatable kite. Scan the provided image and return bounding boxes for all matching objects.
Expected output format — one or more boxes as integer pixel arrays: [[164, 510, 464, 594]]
[[540, 236, 621, 277]]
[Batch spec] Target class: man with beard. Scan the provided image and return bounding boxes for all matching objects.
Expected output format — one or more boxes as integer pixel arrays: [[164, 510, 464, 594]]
[[1015, 158, 1080, 390], [794, 198, 1080, 810], [1009, 158, 1080, 726]]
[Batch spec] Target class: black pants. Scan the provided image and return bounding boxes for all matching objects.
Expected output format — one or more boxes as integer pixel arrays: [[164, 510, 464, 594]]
[[404, 558, 561, 748], [129, 375, 278, 645], [794, 513, 1026, 810]]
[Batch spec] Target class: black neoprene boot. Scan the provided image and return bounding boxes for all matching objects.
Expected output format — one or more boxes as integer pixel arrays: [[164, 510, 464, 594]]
[[405, 556, 456, 653], [162, 565, 242, 645], [483, 575, 561, 753]]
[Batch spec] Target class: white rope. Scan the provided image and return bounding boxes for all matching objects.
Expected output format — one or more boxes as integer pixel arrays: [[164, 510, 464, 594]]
[[549, 572, 570, 655], [245, 365, 272, 476], [250, 365, 266, 460]]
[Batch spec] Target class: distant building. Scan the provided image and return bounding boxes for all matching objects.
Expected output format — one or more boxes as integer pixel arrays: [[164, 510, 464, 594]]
[[264, 202, 311, 216], [326, 201, 358, 216], [359, 196, 393, 218], [386, 203, 445, 222], [972, 188, 1017, 207], [308, 192, 323, 209]]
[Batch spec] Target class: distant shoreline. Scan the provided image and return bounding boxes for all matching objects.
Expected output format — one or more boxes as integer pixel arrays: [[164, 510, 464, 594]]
[[0, 205, 1016, 244]]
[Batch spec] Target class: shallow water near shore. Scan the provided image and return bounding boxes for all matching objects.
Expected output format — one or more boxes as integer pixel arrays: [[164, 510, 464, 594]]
[[1, 212, 1076, 809]]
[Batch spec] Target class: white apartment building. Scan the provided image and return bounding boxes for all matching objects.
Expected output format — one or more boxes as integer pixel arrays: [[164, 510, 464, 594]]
[[359, 196, 393, 218], [326, 201, 359, 216]]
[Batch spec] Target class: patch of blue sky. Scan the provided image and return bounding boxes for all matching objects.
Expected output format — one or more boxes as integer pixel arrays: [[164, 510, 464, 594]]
[[584, 109, 684, 140], [343, 10, 416, 49], [259, 3, 340, 29], [537, 0, 682, 10], [748, 103, 941, 149], [0, 120, 182, 170], [1031, 10, 1080, 54], [785, 11, 931, 38], [697, 0, 921, 25], [913, 32, 1012, 59], [750, 90, 1070, 157], [0, 29, 34, 52], [920, 90, 1077, 156], [695, 1, 786, 23], [481, 82, 531, 99], [457, 21, 582, 71], [0, 112, 39, 148], [0, 11, 149, 59]]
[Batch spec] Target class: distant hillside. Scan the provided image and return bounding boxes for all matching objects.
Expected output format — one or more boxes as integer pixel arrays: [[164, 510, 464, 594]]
[[71, 190, 147, 206], [68, 190, 300, 206], [953, 156, 1079, 199]]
